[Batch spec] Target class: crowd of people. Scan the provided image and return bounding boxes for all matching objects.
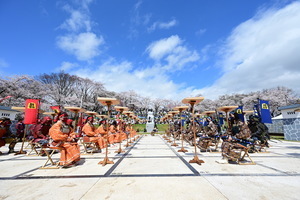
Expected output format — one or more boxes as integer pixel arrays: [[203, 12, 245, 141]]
[[165, 111, 270, 164], [0, 105, 271, 166], [0, 112, 138, 168]]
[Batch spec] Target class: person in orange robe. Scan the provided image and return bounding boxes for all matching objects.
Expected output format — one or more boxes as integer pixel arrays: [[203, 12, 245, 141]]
[[114, 122, 122, 143], [95, 120, 108, 148], [125, 123, 131, 140], [107, 121, 118, 144], [0, 119, 7, 154], [131, 125, 137, 137], [82, 116, 106, 149], [49, 113, 80, 167], [128, 124, 135, 140], [118, 121, 127, 141]]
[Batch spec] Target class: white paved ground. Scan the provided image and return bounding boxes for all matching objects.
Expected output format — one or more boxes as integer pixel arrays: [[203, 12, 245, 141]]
[[0, 135, 299, 200]]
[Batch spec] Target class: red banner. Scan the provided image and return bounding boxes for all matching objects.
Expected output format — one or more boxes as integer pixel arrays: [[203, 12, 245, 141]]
[[24, 99, 40, 124]]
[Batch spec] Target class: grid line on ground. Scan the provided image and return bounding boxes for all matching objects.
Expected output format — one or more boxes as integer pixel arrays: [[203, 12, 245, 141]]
[[159, 135, 200, 176], [103, 135, 144, 177]]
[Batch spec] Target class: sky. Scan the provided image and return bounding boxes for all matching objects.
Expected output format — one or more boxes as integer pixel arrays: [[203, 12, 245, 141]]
[[1, 0, 300, 100]]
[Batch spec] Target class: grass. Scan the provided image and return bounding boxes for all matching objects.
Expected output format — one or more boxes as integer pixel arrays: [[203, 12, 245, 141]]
[[133, 123, 169, 133], [156, 124, 168, 132], [270, 135, 300, 142], [270, 135, 284, 140], [133, 124, 146, 132]]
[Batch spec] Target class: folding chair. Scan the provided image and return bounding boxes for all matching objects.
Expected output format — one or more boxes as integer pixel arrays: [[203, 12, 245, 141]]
[[26, 140, 43, 156], [40, 146, 64, 169], [235, 143, 256, 165], [209, 136, 222, 153], [197, 137, 212, 152], [80, 136, 98, 155]]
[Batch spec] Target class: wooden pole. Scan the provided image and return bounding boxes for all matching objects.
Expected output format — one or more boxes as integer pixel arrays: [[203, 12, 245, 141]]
[[189, 101, 204, 165], [99, 102, 114, 166], [171, 112, 178, 147], [14, 124, 28, 155], [178, 108, 188, 152], [115, 109, 125, 154], [124, 114, 131, 148]]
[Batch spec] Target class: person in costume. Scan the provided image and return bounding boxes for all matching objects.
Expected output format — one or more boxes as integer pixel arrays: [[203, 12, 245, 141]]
[[49, 112, 80, 167], [82, 116, 106, 149]]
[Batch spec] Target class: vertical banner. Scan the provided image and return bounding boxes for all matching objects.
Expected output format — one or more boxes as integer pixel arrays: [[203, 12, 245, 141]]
[[253, 104, 260, 118], [198, 118, 203, 125], [235, 106, 244, 122], [219, 113, 224, 125], [24, 99, 40, 124], [181, 114, 186, 126], [203, 118, 209, 126], [259, 99, 272, 123]]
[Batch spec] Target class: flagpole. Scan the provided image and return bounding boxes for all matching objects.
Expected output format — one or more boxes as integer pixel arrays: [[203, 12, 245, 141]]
[[15, 99, 40, 155], [14, 125, 27, 155]]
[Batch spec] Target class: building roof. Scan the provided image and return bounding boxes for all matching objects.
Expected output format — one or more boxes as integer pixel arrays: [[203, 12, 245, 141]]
[[278, 104, 300, 111], [0, 106, 19, 112], [272, 114, 283, 119]]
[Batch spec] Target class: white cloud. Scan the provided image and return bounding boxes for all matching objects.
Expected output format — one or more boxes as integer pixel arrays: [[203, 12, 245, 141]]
[[128, 0, 152, 39], [146, 35, 182, 60], [57, 32, 104, 61], [59, 0, 94, 33], [60, 7, 91, 32], [80, 0, 94, 10], [56, 61, 78, 71], [148, 19, 177, 32], [196, 29, 206, 36], [0, 58, 8, 68], [134, 0, 142, 11], [71, 58, 196, 100], [67, 2, 300, 101], [0, 58, 8, 75], [198, 2, 300, 99], [57, 0, 104, 61], [68, 34, 202, 100], [146, 35, 200, 71], [163, 46, 200, 71]]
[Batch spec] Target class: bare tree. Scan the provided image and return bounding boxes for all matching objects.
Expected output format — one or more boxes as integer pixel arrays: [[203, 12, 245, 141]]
[[0, 75, 49, 107], [36, 71, 77, 105]]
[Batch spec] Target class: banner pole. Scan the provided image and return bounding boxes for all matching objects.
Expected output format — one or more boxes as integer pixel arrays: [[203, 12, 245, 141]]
[[14, 124, 28, 155]]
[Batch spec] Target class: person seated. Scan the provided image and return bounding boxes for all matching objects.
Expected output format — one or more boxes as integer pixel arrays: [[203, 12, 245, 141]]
[[107, 121, 117, 145], [32, 117, 52, 146], [29, 116, 52, 155], [198, 117, 219, 151], [248, 115, 270, 148], [0, 118, 7, 154], [82, 116, 106, 149], [0, 117, 17, 154], [15, 118, 25, 140], [49, 112, 80, 168], [130, 124, 137, 138], [217, 119, 252, 164], [113, 121, 127, 143], [124, 123, 131, 138]]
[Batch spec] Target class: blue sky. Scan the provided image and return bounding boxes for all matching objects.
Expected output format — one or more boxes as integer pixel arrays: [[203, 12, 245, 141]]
[[1, 0, 300, 100]]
